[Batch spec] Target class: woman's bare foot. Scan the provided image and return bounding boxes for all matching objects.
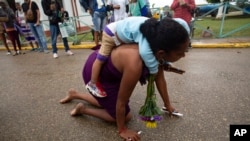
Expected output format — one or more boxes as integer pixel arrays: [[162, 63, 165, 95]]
[[70, 103, 85, 116], [59, 89, 77, 104]]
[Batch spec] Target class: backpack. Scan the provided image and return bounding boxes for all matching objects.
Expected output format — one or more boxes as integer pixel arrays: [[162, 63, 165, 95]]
[[26, 1, 34, 21], [138, 0, 152, 18]]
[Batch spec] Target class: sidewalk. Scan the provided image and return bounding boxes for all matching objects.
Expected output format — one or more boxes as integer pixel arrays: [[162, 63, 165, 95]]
[[0, 37, 250, 50], [192, 37, 250, 48]]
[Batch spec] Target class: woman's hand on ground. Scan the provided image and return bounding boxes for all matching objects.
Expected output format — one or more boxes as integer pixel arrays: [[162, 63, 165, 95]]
[[119, 129, 140, 141], [165, 105, 175, 116]]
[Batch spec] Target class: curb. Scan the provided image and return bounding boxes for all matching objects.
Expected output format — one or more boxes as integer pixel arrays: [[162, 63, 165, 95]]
[[1, 42, 250, 51], [0, 43, 96, 51], [192, 43, 250, 48]]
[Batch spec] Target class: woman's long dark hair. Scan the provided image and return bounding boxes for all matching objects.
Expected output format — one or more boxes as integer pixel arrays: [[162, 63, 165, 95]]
[[140, 17, 189, 54]]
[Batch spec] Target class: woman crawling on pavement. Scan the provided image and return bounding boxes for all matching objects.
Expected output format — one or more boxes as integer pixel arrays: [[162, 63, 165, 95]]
[[60, 17, 189, 141]]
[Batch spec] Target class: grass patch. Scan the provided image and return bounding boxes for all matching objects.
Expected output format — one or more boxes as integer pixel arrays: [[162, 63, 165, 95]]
[[67, 31, 94, 43], [193, 15, 250, 38]]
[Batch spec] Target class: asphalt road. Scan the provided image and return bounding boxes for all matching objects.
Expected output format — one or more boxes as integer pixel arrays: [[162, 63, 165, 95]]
[[0, 48, 249, 141]]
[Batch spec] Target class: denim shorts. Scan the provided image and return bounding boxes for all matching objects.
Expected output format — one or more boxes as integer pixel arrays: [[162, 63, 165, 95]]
[[92, 11, 107, 32]]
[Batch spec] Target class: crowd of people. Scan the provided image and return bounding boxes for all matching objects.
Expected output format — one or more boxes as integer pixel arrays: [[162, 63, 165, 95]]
[[0, 0, 197, 56], [1, 1, 196, 140], [0, 0, 74, 58]]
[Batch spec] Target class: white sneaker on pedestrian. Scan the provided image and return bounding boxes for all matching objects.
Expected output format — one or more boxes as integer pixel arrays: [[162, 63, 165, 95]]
[[6, 52, 11, 55], [66, 50, 74, 55], [53, 53, 58, 58]]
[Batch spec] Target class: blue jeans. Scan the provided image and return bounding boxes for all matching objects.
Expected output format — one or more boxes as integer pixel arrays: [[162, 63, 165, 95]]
[[92, 11, 107, 32], [29, 22, 48, 51], [50, 24, 70, 53]]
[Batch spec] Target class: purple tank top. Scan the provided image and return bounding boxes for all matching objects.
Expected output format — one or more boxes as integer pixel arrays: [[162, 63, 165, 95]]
[[82, 50, 149, 119]]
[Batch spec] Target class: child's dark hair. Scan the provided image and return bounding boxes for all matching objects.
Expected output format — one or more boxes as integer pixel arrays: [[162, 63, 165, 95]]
[[140, 17, 189, 54]]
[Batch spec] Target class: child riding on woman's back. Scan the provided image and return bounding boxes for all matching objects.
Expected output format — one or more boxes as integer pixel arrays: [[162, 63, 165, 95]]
[[86, 16, 190, 98]]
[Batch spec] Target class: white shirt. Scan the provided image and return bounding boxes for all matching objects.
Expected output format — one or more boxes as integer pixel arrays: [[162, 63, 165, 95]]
[[16, 10, 26, 24], [107, 0, 129, 22]]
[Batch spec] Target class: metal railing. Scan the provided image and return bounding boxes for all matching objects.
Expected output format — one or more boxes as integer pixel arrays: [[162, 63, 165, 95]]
[[0, 14, 94, 46], [151, 2, 250, 38], [193, 1, 250, 38], [40, 14, 94, 45]]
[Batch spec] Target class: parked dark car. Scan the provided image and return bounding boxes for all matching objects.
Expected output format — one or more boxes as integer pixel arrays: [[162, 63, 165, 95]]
[[195, 3, 222, 17], [195, 1, 250, 17], [237, 0, 250, 14]]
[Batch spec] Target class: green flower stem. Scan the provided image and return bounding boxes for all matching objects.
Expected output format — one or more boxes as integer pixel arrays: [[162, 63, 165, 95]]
[[139, 74, 162, 119]]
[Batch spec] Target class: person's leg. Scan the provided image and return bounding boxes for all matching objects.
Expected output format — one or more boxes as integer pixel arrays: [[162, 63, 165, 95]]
[[70, 103, 132, 122], [93, 12, 101, 46], [99, 31, 103, 41], [0, 33, 11, 53], [60, 89, 115, 122], [188, 23, 193, 48], [90, 60, 105, 83], [70, 103, 116, 122], [99, 12, 107, 42], [35, 24, 49, 52], [90, 34, 111, 83], [62, 36, 74, 55], [29, 23, 41, 50], [34, 41, 39, 49], [86, 32, 116, 97], [94, 31, 100, 46], [13, 30, 22, 52], [50, 25, 58, 54], [29, 42, 34, 49], [86, 59, 108, 98], [90, 17, 95, 41], [56, 25, 70, 52], [60, 89, 101, 107], [87, 30, 119, 97], [62, 37, 70, 51], [6, 31, 17, 53]]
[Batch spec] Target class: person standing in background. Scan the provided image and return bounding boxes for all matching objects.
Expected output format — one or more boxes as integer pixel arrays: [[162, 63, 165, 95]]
[[79, 0, 95, 17], [128, 0, 151, 17], [15, 2, 39, 51], [92, 0, 107, 47], [0, 1, 24, 56], [22, 0, 50, 54], [106, 0, 129, 22], [79, 0, 95, 40], [0, 2, 11, 55], [171, 0, 195, 50], [41, 0, 74, 58]]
